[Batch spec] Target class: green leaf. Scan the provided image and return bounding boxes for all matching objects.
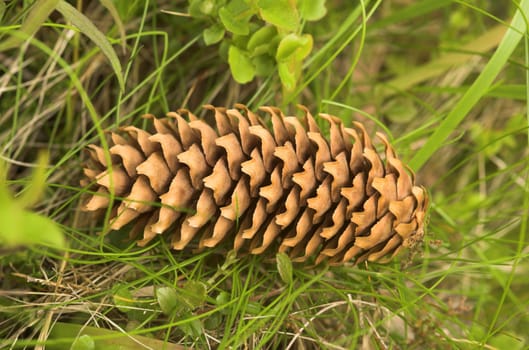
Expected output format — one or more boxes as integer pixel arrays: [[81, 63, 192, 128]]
[[228, 45, 255, 83], [276, 33, 313, 61], [278, 61, 297, 91], [247, 26, 277, 53], [22, 212, 65, 248], [215, 291, 230, 306], [178, 315, 203, 338], [156, 286, 178, 315], [203, 24, 225, 45], [0, 192, 23, 246], [189, 0, 217, 17], [226, 0, 253, 13], [17, 151, 48, 208], [188, 0, 204, 17], [276, 252, 293, 284], [200, 0, 217, 16], [180, 281, 207, 309], [0, 157, 64, 249], [55, 0, 125, 91], [299, 0, 327, 21], [219, 7, 250, 35], [112, 285, 135, 313], [257, 0, 299, 31], [0, 0, 60, 51], [70, 334, 95, 350], [252, 54, 275, 76]]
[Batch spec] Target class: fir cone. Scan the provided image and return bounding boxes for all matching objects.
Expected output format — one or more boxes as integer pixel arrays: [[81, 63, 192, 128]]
[[81, 105, 428, 265]]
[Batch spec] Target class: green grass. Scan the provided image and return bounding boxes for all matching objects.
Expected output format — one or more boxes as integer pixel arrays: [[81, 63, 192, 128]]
[[1, 0, 529, 349]]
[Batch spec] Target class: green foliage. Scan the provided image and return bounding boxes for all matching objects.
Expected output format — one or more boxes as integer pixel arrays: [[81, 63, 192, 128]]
[[186, 0, 327, 92], [228, 45, 255, 83], [0, 0, 124, 90], [156, 286, 178, 315], [70, 335, 95, 350], [112, 284, 136, 313], [409, 3, 529, 171], [54, 1, 124, 90], [0, 0, 59, 51], [47, 322, 186, 350], [2, 0, 529, 348], [275, 252, 293, 285], [156, 282, 206, 316], [0, 154, 64, 249], [0, 1, 6, 23]]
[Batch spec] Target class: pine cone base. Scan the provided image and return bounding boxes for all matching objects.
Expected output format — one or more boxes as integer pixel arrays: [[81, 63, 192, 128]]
[[82, 104, 428, 265]]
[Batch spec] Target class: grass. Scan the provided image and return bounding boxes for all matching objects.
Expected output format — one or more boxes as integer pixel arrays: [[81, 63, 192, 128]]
[[1, 0, 529, 349]]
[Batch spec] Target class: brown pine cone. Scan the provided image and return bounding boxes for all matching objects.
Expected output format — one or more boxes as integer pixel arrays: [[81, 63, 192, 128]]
[[81, 104, 428, 265]]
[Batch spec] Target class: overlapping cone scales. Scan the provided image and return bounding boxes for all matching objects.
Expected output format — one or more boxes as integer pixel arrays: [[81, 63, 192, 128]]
[[82, 105, 428, 265]]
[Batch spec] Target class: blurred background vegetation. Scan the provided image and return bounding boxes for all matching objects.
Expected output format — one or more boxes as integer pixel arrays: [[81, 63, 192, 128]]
[[1, 0, 528, 349]]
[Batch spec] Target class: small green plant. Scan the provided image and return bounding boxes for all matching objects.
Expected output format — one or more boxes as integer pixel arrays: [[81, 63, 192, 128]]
[[0, 154, 64, 248], [187, 0, 327, 92]]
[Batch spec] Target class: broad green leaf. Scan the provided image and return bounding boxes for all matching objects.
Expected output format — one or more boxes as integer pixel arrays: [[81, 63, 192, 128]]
[[215, 291, 230, 306], [232, 33, 250, 49], [156, 286, 178, 315], [17, 151, 48, 208], [188, 0, 204, 17], [189, 0, 217, 17], [112, 285, 135, 313], [276, 252, 293, 284], [22, 211, 65, 248], [0, 157, 64, 249], [228, 45, 255, 83], [276, 33, 312, 61], [70, 334, 95, 350], [178, 315, 203, 338], [219, 40, 230, 60], [219, 7, 250, 35], [204, 313, 223, 330], [252, 54, 274, 76], [55, 0, 125, 91], [0, 192, 24, 246], [0, 0, 59, 51], [247, 26, 277, 53], [180, 281, 207, 309], [200, 0, 217, 16], [299, 0, 327, 21], [225, 0, 253, 13], [257, 0, 299, 31], [278, 60, 297, 91], [203, 24, 225, 45]]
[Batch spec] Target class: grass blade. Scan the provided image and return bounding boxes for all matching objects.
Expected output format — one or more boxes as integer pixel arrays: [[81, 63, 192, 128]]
[[0, 0, 59, 51], [409, 2, 529, 171], [55, 0, 125, 90], [99, 0, 127, 52]]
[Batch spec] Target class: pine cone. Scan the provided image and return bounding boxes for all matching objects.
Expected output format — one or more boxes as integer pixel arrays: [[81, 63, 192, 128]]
[[82, 105, 428, 265]]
